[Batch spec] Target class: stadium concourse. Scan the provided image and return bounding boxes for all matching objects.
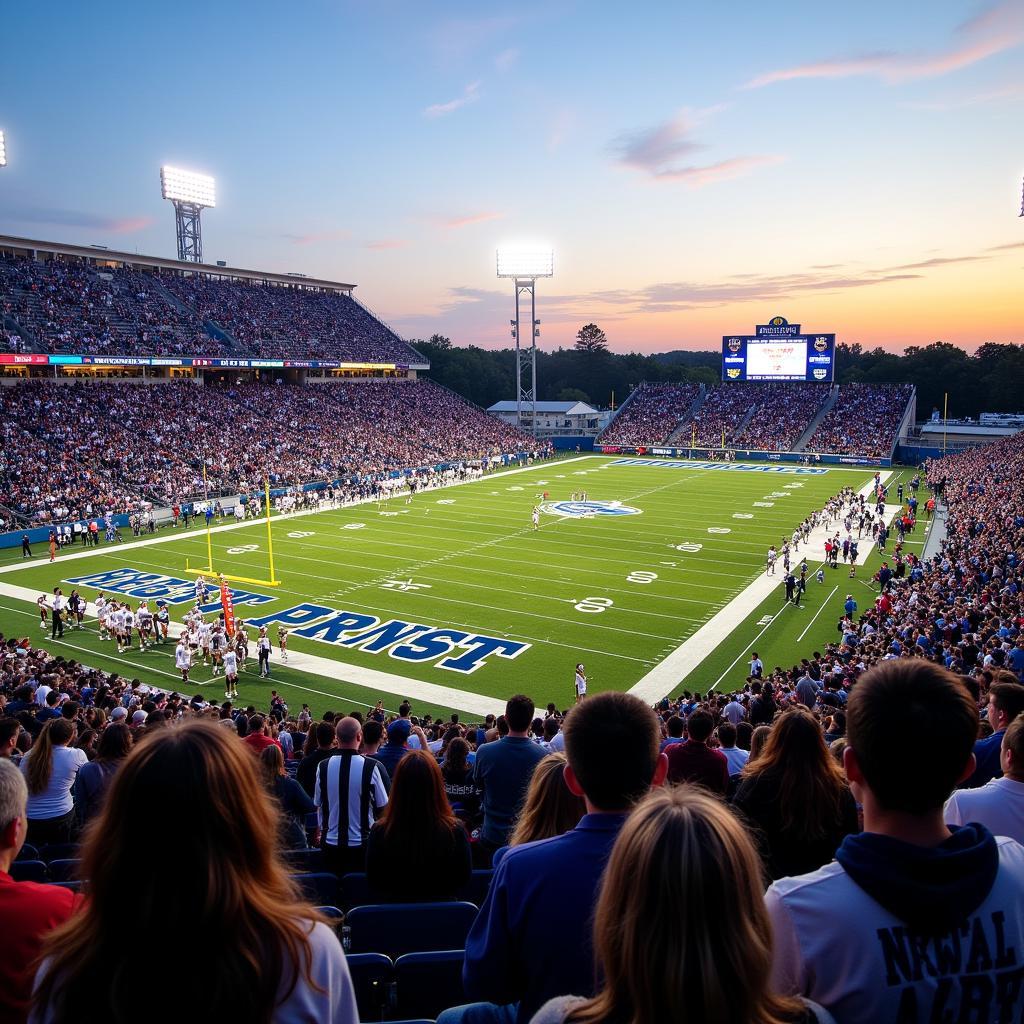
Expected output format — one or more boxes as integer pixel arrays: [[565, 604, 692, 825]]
[[1, 427, 1023, 1022]]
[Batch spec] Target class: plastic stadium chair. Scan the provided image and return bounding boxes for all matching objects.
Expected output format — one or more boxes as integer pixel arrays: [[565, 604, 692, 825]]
[[315, 906, 344, 920], [345, 953, 394, 1022], [15, 843, 40, 862], [289, 872, 338, 906], [10, 859, 48, 883], [339, 872, 372, 910], [38, 843, 79, 864], [48, 859, 82, 882], [284, 848, 325, 873], [394, 950, 466, 1019], [346, 902, 478, 958], [457, 869, 493, 907]]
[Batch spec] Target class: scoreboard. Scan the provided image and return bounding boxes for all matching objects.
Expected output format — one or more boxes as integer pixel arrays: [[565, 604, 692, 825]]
[[722, 316, 835, 382]]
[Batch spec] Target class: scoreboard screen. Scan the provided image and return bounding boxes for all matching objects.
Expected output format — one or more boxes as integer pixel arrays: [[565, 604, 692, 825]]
[[722, 317, 835, 382]]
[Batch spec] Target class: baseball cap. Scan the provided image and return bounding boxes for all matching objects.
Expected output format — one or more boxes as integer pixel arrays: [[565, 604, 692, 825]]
[[131, 710, 148, 725], [110, 707, 127, 721], [387, 719, 412, 743]]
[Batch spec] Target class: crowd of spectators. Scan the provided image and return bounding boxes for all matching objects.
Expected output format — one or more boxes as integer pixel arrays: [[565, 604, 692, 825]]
[[159, 273, 424, 364], [806, 382, 913, 456], [0, 255, 425, 365], [597, 382, 700, 445], [0, 379, 537, 523], [730, 382, 831, 451]]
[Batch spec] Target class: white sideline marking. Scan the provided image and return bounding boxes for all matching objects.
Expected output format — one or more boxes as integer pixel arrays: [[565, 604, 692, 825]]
[[798, 585, 839, 642], [627, 473, 892, 704]]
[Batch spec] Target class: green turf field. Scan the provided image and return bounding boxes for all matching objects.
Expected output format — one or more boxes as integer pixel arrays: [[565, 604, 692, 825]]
[[0, 456, 930, 719]]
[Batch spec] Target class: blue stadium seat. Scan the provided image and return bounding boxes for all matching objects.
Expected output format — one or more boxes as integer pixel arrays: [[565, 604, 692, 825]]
[[457, 870, 493, 906], [346, 902, 478, 958], [52, 881, 83, 893], [315, 906, 344, 920], [284, 848, 325, 873], [345, 953, 394, 1022], [394, 951, 466, 1019], [10, 859, 48, 883], [48, 859, 82, 882], [38, 843, 79, 863], [15, 843, 40, 862], [289, 872, 338, 906], [340, 872, 372, 910]]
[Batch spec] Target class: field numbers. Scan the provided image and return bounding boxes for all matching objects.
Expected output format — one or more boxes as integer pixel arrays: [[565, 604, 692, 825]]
[[674, 542, 703, 552], [574, 596, 613, 614], [627, 571, 658, 584], [436, 499, 456, 505], [287, 530, 315, 539], [227, 544, 259, 554], [756, 615, 775, 626], [733, 513, 754, 519], [753, 501, 775, 508], [342, 523, 366, 530], [507, 486, 524, 491], [784, 483, 803, 488], [708, 527, 731, 534]]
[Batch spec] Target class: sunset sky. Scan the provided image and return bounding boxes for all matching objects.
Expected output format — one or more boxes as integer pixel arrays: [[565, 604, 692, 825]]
[[2, 0, 1023, 353]]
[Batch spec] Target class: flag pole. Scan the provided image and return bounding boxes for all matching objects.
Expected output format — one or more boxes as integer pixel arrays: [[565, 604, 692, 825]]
[[942, 392, 948, 454]]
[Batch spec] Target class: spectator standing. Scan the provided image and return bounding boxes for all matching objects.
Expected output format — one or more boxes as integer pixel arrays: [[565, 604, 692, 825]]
[[313, 717, 389, 877], [716, 722, 749, 777], [365, 750, 471, 901], [442, 738, 480, 823], [473, 695, 547, 861], [665, 710, 729, 794], [945, 713, 1024, 844], [530, 787, 834, 1024], [441, 692, 668, 1024], [73, 723, 131, 826], [32, 722, 358, 1023], [241, 715, 280, 757], [0, 760, 80, 1024], [733, 709, 858, 881], [260, 744, 315, 850], [503, 753, 586, 854], [767, 660, 1024, 1023], [962, 678, 1024, 788], [296, 721, 335, 796], [20, 720, 87, 846]]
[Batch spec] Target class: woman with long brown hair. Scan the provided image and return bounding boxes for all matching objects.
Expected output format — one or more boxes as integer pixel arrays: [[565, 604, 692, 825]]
[[260, 742, 315, 850], [20, 718, 87, 845], [365, 749, 471, 901], [530, 787, 834, 1024], [732, 707, 859, 881], [32, 721, 358, 1024], [74, 722, 132, 825], [508, 753, 585, 848]]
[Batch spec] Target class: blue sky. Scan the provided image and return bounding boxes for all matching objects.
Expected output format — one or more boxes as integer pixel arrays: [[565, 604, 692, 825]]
[[2, 0, 1023, 351]]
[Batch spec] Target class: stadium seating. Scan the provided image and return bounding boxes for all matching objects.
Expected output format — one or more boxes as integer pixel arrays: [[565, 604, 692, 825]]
[[9, 859, 48, 882], [345, 952, 394, 1021], [805, 382, 913, 456], [345, 902, 478, 958], [393, 951, 467, 1020], [597, 382, 700, 446], [289, 871, 339, 906], [47, 858, 82, 883]]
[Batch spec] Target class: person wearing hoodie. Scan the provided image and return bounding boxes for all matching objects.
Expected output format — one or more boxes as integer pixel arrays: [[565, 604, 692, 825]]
[[766, 659, 1024, 1024]]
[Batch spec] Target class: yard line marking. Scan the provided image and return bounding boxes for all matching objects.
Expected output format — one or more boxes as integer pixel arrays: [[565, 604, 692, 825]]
[[627, 472, 891, 704], [797, 585, 839, 642]]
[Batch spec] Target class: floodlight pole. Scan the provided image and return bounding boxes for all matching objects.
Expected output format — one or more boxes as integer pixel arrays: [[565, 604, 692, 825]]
[[512, 277, 539, 436], [171, 201, 204, 263]]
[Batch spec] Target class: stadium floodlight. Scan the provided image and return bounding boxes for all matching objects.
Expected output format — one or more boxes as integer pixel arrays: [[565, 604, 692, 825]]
[[160, 165, 216, 263], [0, 130, 6, 168], [496, 248, 554, 279], [497, 246, 555, 436]]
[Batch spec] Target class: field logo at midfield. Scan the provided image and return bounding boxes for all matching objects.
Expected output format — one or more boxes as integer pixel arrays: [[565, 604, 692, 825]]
[[541, 500, 641, 518], [62, 568, 274, 612]]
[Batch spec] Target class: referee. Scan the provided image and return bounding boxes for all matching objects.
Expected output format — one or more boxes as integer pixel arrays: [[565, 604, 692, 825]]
[[51, 588, 65, 639]]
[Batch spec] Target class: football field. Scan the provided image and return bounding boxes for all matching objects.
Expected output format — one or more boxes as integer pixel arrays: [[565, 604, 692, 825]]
[[0, 456, 928, 719]]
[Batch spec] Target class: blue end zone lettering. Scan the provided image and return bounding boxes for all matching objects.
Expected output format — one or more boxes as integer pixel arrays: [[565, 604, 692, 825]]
[[63, 568, 274, 608], [293, 611, 378, 643], [608, 459, 826, 475], [247, 604, 333, 629], [339, 620, 432, 653], [390, 629, 470, 663], [437, 636, 529, 674]]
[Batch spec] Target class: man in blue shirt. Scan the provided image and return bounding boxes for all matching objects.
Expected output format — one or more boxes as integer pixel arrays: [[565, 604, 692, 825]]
[[963, 678, 1024, 789], [440, 692, 668, 1024], [473, 695, 547, 859]]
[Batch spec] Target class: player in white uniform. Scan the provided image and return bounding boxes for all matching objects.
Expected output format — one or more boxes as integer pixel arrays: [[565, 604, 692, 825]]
[[532, 506, 540, 531], [194, 575, 209, 607], [94, 593, 108, 639], [156, 602, 170, 643], [222, 645, 239, 699], [198, 620, 212, 666], [277, 626, 289, 663], [120, 607, 136, 654], [766, 545, 778, 576], [136, 602, 154, 650], [574, 663, 588, 703], [174, 635, 192, 684], [210, 626, 225, 674]]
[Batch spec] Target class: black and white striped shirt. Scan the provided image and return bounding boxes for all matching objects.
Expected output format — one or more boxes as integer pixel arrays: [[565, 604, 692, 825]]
[[313, 751, 389, 848]]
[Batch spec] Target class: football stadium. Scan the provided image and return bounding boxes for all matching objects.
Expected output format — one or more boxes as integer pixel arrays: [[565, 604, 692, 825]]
[[2, 4, 1024, 1023]]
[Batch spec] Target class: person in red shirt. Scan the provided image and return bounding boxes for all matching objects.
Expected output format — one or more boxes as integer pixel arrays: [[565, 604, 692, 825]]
[[665, 711, 729, 794], [241, 715, 281, 756], [0, 759, 79, 1024]]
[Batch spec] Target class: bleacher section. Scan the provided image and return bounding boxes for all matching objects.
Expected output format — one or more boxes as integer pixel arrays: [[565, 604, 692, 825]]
[[805, 382, 915, 457], [597, 382, 701, 446]]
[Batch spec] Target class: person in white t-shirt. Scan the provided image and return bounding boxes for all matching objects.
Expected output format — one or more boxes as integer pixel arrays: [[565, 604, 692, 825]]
[[574, 663, 587, 704], [767, 660, 1024, 1024], [945, 714, 1024, 844], [223, 646, 239, 700], [174, 636, 192, 685]]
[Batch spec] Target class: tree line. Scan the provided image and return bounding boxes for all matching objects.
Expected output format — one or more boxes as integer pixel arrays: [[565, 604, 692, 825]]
[[411, 330, 1024, 420]]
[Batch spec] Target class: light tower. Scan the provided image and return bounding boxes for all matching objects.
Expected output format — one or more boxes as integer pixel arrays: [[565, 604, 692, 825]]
[[0, 130, 7, 168], [496, 248, 554, 435], [160, 166, 216, 262]]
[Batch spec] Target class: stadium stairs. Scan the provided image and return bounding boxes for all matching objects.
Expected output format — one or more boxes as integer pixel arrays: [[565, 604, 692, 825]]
[[2, 312, 37, 350], [664, 386, 709, 444], [147, 277, 251, 355], [792, 383, 840, 452]]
